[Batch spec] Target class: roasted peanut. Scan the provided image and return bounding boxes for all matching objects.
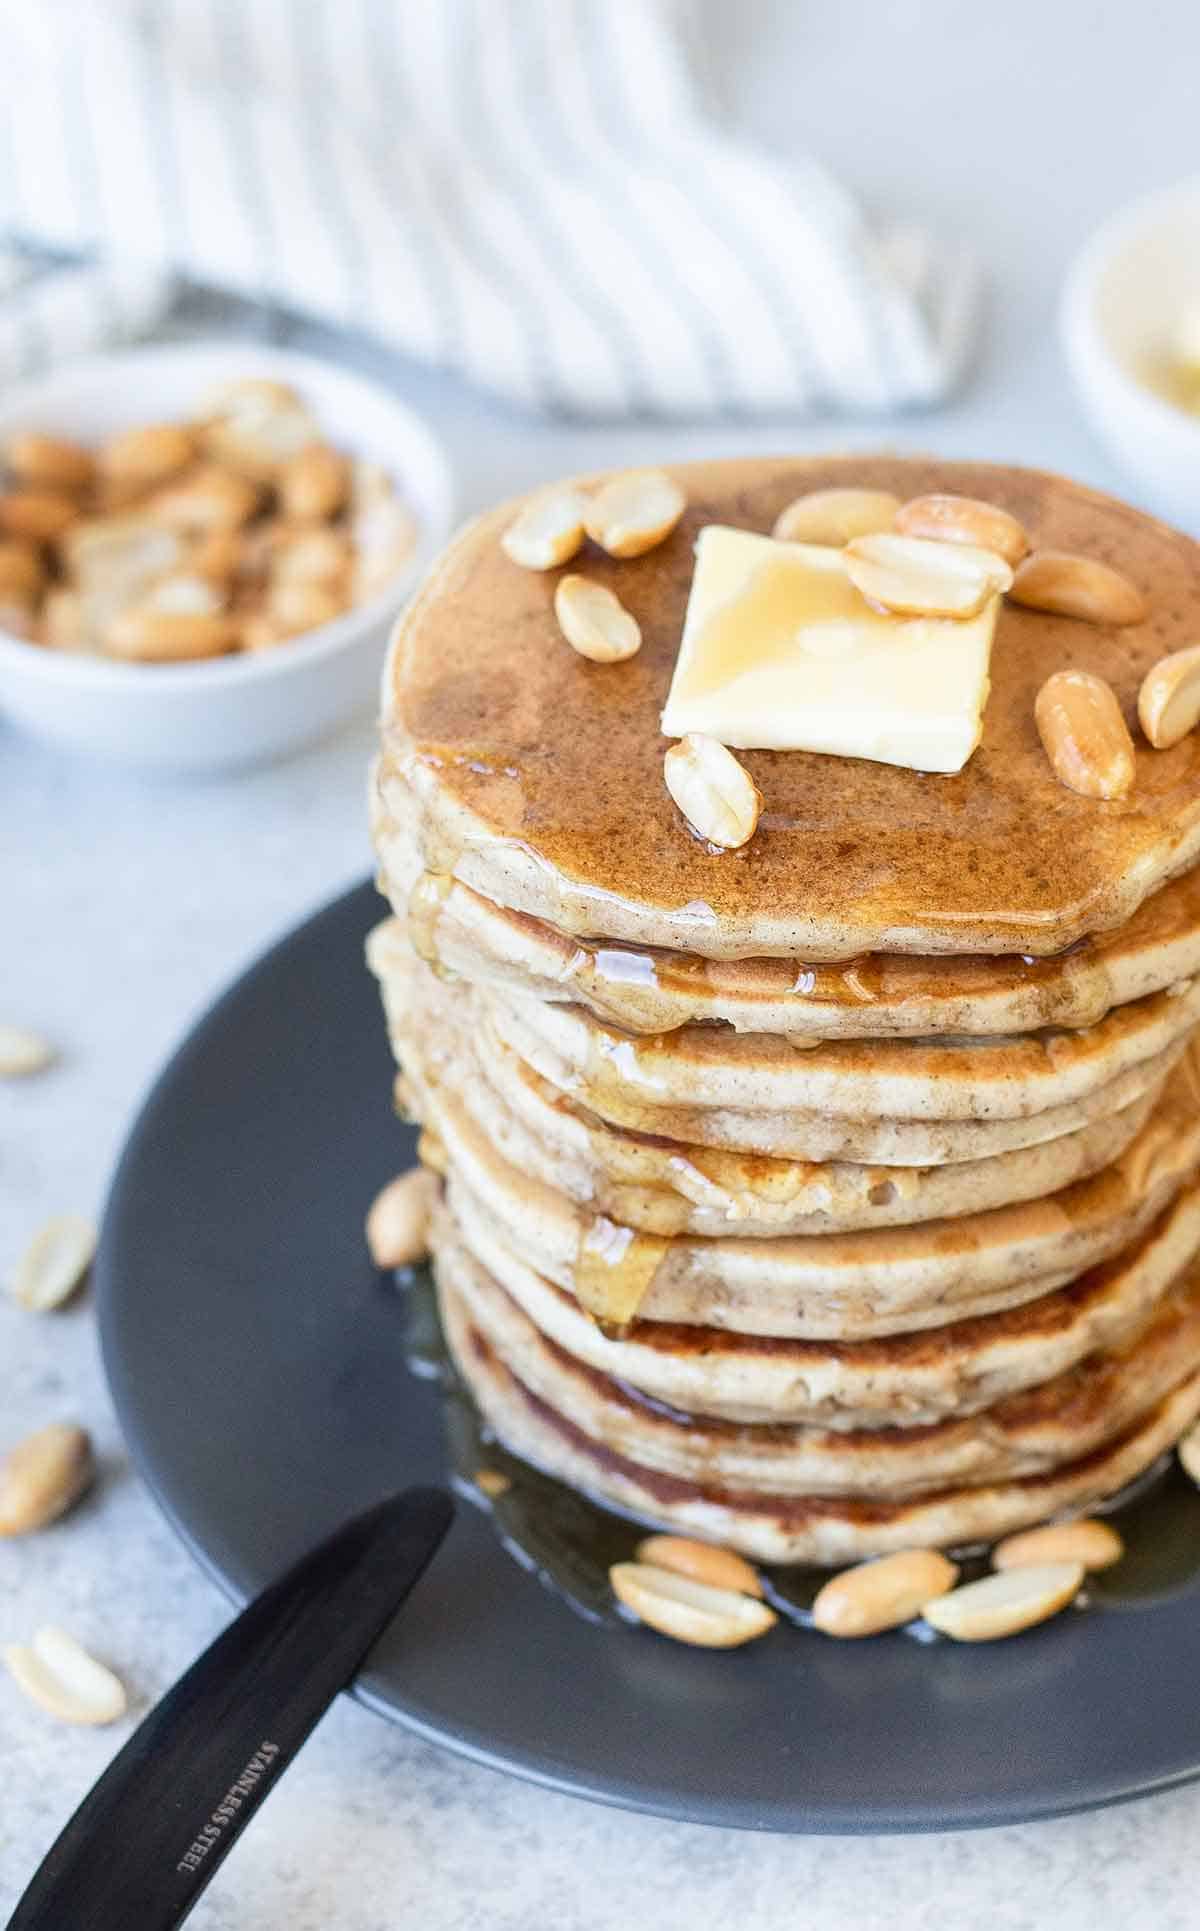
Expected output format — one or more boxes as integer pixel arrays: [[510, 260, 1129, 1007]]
[[0, 538, 44, 604], [1138, 644, 1200, 749], [0, 1026, 55, 1078], [844, 533, 1012, 617], [0, 489, 79, 545], [664, 733, 762, 849], [3, 431, 94, 494], [99, 422, 195, 493], [992, 1519, 1123, 1573], [635, 1535, 763, 1599], [772, 487, 900, 546], [366, 1167, 439, 1268], [584, 469, 686, 558], [1035, 669, 1135, 800], [0, 1423, 94, 1535], [609, 1562, 777, 1648], [554, 574, 641, 662], [894, 492, 1029, 566], [278, 442, 349, 521], [922, 1562, 1084, 1641], [147, 464, 260, 534], [4, 1628, 127, 1727], [11, 1214, 96, 1311], [1010, 551, 1147, 626], [812, 1549, 959, 1638], [501, 487, 587, 571]]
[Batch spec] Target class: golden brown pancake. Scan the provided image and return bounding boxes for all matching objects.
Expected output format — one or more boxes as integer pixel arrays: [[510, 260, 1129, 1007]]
[[383, 457, 1200, 960]]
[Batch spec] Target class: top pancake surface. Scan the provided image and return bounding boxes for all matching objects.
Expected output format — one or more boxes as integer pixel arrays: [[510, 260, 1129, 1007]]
[[387, 457, 1200, 960]]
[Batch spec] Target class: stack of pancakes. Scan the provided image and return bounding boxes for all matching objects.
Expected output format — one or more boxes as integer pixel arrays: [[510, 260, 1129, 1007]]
[[370, 456, 1200, 1565]]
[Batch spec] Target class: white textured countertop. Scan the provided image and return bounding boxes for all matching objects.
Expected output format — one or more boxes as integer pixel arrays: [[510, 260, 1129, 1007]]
[[5, 3, 1200, 1923]]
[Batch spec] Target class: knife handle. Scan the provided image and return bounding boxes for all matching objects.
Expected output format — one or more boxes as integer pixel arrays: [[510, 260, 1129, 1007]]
[[7, 1486, 453, 1931]]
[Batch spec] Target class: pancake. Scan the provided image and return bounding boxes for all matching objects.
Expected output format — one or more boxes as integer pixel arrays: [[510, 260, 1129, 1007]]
[[372, 923, 1191, 1165], [393, 963, 1159, 1238], [374, 768, 1200, 1039], [383, 456, 1200, 960], [443, 1237, 1200, 1498], [434, 1174, 1200, 1426], [434, 1052, 1200, 1339], [441, 1276, 1200, 1564]]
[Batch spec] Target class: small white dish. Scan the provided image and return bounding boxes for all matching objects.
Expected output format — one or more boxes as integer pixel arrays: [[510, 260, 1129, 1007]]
[[1061, 178, 1200, 533], [0, 341, 454, 771]]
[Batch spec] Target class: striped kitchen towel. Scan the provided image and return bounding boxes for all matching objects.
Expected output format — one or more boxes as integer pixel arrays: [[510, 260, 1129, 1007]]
[[0, 0, 978, 418]]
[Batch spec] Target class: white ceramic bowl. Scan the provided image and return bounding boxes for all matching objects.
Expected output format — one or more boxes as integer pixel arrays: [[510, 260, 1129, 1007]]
[[1062, 178, 1200, 533], [0, 341, 454, 770]]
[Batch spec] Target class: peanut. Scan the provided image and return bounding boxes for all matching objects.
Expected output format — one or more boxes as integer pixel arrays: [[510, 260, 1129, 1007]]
[[664, 733, 762, 850], [366, 1167, 439, 1268], [11, 1214, 96, 1311], [1035, 669, 1135, 800], [270, 526, 352, 590], [992, 1518, 1123, 1573], [4, 1628, 127, 1727], [812, 1549, 959, 1638], [0, 1026, 55, 1078], [921, 1562, 1084, 1641], [0, 538, 44, 604], [3, 431, 94, 494], [278, 442, 349, 521], [501, 487, 587, 571], [1138, 644, 1200, 749], [893, 492, 1029, 566], [148, 464, 260, 534], [1010, 551, 1147, 626], [0, 1423, 94, 1535], [609, 1562, 777, 1648], [99, 422, 195, 491], [635, 1535, 763, 1599], [554, 574, 641, 662], [772, 487, 899, 547], [844, 532, 1012, 617], [583, 469, 686, 558], [0, 489, 79, 545]]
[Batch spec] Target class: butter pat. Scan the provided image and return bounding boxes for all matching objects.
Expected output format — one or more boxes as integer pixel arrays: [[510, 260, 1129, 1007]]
[[660, 526, 998, 774]]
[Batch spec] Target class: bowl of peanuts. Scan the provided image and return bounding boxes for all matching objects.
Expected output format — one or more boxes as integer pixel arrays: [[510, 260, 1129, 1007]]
[[0, 341, 454, 769]]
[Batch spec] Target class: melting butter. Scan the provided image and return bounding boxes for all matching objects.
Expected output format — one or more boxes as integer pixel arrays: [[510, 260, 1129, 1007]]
[[575, 1216, 668, 1329], [660, 526, 997, 775]]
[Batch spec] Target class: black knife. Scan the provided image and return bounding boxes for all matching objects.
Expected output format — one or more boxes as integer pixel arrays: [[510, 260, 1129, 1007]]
[[7, 1485, 454, 1931]]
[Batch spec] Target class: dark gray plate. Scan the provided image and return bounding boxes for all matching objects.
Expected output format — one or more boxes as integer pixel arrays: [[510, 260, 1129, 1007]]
[[97, 881, 1200, 1833]]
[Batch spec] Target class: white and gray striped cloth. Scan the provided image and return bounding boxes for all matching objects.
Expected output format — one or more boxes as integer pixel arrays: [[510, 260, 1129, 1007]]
[[0, 0, 978, 418]]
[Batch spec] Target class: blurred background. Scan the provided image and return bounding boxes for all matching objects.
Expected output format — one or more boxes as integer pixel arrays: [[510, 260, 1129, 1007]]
[[4, 3, 1200, 1926]]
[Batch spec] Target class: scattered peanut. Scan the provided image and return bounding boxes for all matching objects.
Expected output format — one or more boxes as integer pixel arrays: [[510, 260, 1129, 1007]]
[[664, 733, 762, 850], [475, 1468, 512, 1499], [0, 1025, 55, 1078], [366, 1167, 439, 1269], [635, 1535, 763, 1599], [811, 1549, 959, 1638], [1137, 644, 1200, 750], [922, 1562, 1084, 1641], [10, 1213, 96, 1312], [4, 1627, 127, 1727], [1035, 669, 1135, 800], [3, 431, 94, 494], [771, 487, 900, 547], [554, 574, 641, 663], [1178, 1421, 1200, 1487], [583, 469, 686, 558], [610, 1561, 777, 1648], [1010, 551, 1147, 626], [992, 1519, 1124, 1574], [893, 492, 1030, 566], [843, 532, 1012, 617], [501, 488, 587, 570], [0, 1423, 95, 1536]]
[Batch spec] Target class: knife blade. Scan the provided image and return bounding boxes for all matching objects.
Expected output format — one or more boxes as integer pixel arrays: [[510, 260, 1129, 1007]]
[[7, 1484, 453, 1931]]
